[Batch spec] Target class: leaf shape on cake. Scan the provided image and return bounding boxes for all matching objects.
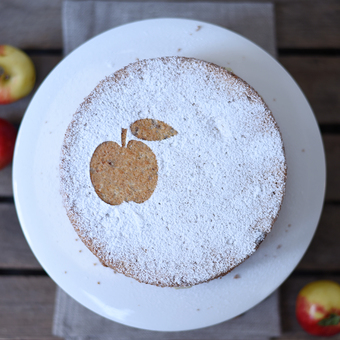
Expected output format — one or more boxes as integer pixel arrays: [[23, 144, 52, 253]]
[[130, 119, 178, 141]]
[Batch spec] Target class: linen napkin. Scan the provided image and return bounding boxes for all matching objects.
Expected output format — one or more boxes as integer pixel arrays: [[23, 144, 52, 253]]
[[55, 1, 281, 339], [53, 288, 281, 340]]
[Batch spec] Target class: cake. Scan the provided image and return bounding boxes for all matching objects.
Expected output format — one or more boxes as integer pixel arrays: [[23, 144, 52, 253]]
[[60, 56, 287, 287]]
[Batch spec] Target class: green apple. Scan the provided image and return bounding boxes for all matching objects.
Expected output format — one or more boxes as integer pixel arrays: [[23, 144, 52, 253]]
[[0, 45, 36, 104]]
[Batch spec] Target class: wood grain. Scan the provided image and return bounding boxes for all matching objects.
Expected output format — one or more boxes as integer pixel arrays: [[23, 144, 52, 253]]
[[0, 276, 57, 337], [298, 204, 340, 271], [0, 204, 41, 269], [0, 0, 339, 49], [0, 338, 61, 340], [0, 0, 62, 50], [324, 135, 340, 202], [279, 56, 340, 124], [0, 164, 12, 196], [276, 0, 340, 49]]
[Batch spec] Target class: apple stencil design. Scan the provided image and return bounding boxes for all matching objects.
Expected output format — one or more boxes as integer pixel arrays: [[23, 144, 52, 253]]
[[90, 119, 178, 205], [61, 57, 287, 287]]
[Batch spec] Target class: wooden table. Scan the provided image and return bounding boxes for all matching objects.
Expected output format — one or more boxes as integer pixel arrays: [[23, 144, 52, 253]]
[[1, 0, 339, 338]]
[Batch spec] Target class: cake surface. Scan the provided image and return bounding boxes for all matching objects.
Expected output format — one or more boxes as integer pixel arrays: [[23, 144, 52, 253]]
[[60, 56, 286, 287]]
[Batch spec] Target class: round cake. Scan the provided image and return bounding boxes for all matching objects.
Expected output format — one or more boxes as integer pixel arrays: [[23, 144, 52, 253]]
[[60, 56, 287, 287]]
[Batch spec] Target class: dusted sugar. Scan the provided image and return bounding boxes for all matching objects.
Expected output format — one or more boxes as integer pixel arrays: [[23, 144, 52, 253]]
[[60, 57, 287, 287]]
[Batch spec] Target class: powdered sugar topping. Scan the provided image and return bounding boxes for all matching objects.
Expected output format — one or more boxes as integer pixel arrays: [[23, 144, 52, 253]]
[[60, 57, 286, 287]]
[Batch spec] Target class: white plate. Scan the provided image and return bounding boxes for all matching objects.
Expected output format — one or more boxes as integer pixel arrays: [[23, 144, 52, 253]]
[[13, 18, 326, 331]]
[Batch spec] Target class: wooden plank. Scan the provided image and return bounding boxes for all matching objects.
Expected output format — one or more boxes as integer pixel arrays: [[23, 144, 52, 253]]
[[324, 135, 340, 202], [276, 0, 340, 49], [0, 276, 58, 338], [0, 55, 62, 123], [0, 0, 62, 50], [277, 337, 340, 340], [0, 204, 41, 269], [1, 0, 340, 50], [297, 204, 340, 271], [0, 164, 12, 196], [279, 56, 340, 124], [276, 337, 340, 340], [0, 338, 61, 340]]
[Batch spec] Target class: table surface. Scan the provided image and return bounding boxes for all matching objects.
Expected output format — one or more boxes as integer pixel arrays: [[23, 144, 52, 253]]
[[1, 0, 340, 338]]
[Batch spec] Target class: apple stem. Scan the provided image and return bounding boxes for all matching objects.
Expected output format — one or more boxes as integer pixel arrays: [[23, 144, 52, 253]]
[[121, 128, 127, 147]]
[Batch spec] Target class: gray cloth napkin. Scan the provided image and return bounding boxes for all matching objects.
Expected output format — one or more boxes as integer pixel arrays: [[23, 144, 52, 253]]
[[55, 1, 280, 339], [53, 287, 281, 340], [62, 1, 277, 57]]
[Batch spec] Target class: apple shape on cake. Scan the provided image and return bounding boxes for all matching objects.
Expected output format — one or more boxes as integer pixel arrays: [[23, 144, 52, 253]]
[[60, 56, 286, 287]]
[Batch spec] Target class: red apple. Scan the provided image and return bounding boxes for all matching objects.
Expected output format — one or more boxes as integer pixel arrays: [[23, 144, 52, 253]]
[[296, 280, 340, 336], [0, 45, 36, 104], [0, 118, 17, 170]]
